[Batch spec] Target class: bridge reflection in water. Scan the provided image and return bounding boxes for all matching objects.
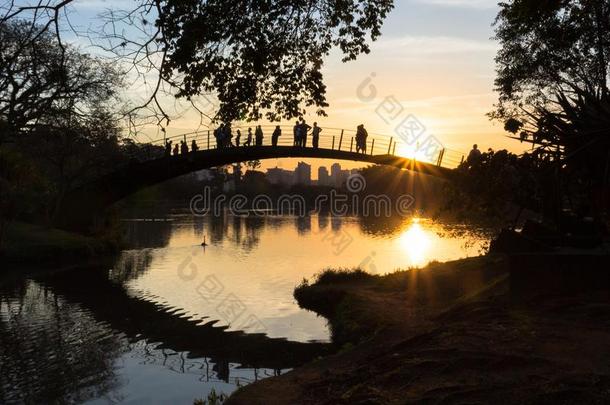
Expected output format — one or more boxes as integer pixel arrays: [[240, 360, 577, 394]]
[[0, 263, 330, 404]]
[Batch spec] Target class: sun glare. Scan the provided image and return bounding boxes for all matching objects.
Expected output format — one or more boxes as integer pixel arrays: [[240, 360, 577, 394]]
[[399, 220, 432, 266], [394, 143, 434, 163]]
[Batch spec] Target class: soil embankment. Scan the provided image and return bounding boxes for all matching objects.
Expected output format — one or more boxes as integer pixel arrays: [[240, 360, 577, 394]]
[[228, 255, 610, 404]]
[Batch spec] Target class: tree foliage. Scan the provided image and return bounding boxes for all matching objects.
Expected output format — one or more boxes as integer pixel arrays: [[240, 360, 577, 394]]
[[0, 19, 122, 138], [492, 1, 610, 180], [155, 0, 394, 122], [2, 0, 394, 128], [492, 0, 609, 116]]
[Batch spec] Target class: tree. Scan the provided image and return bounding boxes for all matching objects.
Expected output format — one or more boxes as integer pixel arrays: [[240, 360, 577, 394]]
[[19, 109, 126, 222], [491, 0, 610, 215], [92, 0, 394, 126], [0, 19, 123, 140], [3, 1, 394, 128], [0, 148, 46, 249], [157, 0, 394, 122]]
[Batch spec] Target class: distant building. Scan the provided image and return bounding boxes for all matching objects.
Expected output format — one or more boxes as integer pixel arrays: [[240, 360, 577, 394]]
[[318, 166, 330, 186], [330, 163, 349, 188], [267, 167, 294, 186], [295, 161, 312, 186]]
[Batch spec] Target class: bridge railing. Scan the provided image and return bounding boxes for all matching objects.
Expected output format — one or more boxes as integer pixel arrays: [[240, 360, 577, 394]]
[[124, 124, 466, 169]]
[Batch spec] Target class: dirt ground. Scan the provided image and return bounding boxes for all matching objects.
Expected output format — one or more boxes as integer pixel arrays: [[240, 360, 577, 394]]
[[227, 255, 610, 404]]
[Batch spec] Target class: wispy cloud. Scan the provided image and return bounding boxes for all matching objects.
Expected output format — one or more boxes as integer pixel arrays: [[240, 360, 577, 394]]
[[372, 35, 498, 55], [410, 0, 499, 9]]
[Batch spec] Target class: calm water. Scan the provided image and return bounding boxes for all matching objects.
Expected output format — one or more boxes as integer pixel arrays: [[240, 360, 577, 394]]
[[1, 211, 492, 404]]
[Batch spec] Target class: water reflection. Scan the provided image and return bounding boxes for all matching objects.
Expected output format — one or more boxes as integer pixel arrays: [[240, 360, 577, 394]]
[[1, 212, 492, 404], [0, 280, 125, 404], [399, 219, 433, 267], [0, 264, 329, 404], [117, 213, 492, 342]]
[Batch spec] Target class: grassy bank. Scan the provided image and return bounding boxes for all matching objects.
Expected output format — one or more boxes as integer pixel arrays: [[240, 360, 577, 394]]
[[0, 221, 118, 266], [293, 258, 508, 345], [228, 256, 610, 404]]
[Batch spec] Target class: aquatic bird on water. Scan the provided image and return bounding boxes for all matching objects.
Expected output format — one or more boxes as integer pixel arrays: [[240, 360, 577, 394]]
[[201, 236, 208, 247]]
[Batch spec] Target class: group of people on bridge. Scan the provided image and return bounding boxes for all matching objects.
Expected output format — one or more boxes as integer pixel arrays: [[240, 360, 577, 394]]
[[163, 120, 370, 156], [164, 139, 199, 157]]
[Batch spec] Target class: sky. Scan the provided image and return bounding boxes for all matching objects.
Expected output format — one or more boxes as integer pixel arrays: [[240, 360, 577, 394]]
[[62, 0, 525, 176]]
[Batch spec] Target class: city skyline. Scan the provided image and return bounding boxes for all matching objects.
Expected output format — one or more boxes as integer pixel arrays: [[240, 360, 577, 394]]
[[266, 162, 357, 186]]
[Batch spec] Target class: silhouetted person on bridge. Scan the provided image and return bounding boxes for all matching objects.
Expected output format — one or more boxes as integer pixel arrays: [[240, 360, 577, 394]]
[[214, 124, 224, 149], [255, 125, 264, 146], [235, 129, 241, 147], [356, 124, 368, 153], [293, 121, 300, 146], [312, 122, 322, 149], [165, 140, 172, 157], [272, 125, 281, 147], [245, 128, 253, 146], [467, 144, 482, 167], [173, 143, 179, 156], [300, 119, 311, 147], [180, 140, 189, 155], [224, 124, 233, 147], [191, 139, 199, 153]]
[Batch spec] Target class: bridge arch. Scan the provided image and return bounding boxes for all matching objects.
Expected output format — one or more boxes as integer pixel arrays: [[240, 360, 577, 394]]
[[59, 130, 459, 231]]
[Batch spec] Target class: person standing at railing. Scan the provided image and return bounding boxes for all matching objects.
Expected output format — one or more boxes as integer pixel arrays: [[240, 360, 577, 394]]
[[224, 123, 233, 147], [293, 121, 300, 146], [255, 125, 264, 146], [235, 129, 241, 147], [466, 144, 482, 168], [300, 119, 311, 147], [173, 142, 180, 156], [312, 122, 322, 149], [191, 139, 199, 153], [245, 127, 253, 146], [165, 140, 172, 157], [356, 124, 368, 153], [214, 124, 224, 149], [356, 125, 363, 153], [180, 140, 189, 155], [362, 125, 369, 154], [272, 125, 281, 147]]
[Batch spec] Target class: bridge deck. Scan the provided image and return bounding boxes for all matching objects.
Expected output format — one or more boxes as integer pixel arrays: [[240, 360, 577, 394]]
[[60, 142, 455, 231]]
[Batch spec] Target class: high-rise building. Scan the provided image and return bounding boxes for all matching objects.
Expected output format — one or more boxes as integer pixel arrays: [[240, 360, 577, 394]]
[[318, 166, 330, 186], [330, 163, 349, 188], [295, 161, 312, 185]]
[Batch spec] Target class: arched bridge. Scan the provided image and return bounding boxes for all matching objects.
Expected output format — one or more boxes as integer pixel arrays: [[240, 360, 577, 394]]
[[59, 125, 464, 231]]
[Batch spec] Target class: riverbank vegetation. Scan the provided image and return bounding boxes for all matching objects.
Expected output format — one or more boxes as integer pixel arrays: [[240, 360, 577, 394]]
[[0, 222, 117, 266]]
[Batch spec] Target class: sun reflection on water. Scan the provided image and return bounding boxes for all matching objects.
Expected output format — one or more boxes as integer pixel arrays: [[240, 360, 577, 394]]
[[399, 218, 432, 267]]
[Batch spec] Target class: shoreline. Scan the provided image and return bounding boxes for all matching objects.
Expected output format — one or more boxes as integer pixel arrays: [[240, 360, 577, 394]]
[[0, 221, 119, 269], [228, 255, 610, 404]]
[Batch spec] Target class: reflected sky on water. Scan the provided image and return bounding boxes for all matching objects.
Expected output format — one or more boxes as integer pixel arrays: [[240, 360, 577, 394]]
[[117, 212, 491, 342]]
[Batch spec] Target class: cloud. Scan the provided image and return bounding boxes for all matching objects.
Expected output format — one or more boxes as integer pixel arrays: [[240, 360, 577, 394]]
[[410, 0, 499, 9], [372, 35, 498, 55]]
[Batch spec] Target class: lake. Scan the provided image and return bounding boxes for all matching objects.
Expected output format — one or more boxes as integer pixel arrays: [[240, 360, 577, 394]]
[[0, 210, 492, 404]]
